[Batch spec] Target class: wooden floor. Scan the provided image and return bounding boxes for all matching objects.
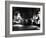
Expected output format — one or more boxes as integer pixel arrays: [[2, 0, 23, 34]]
[[12, 24, 40, 31]]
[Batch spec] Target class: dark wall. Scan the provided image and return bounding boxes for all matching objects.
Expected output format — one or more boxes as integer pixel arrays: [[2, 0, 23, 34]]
[[12, 7, 40, 19]]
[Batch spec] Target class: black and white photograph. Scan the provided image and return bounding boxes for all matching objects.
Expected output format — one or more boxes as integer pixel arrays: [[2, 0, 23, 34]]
[[9, 4, 43, 34], [12, 7, 40, 31]]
